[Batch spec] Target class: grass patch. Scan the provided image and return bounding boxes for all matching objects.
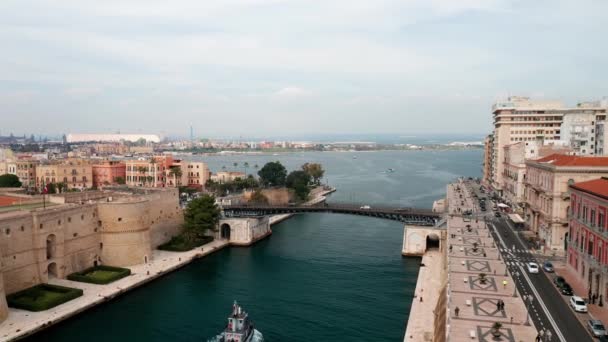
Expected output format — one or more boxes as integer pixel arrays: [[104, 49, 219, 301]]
[[158, 235, 214, 252], [7, 283, 83, 312], [67, 265, 131, 285]]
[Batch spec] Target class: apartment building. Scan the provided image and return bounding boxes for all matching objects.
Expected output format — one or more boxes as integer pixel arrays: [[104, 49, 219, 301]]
[[524, 154, 608, 251], [15, 160, 37, 188], [482, 134, 494, 186], [490, 96, 607, 194], [567, 177, 608, 302], [502, 142, 526, 208], [180, 161, 210, 189], [125, 155, 174, 188], [35, 159, 93, 190]]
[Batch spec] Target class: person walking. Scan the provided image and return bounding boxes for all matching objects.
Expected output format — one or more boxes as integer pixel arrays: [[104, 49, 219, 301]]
[[454, 306, 460, 317]]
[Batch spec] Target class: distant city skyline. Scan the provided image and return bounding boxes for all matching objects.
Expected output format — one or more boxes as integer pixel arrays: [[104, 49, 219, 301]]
[[1, 0, 607, 136]]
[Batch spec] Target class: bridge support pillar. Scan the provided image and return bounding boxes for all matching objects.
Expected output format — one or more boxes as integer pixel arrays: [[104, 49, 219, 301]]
[[402, 225, 445, 257]]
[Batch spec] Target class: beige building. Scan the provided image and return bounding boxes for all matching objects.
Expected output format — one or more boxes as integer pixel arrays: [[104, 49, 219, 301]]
[[35, 159, 93, 190], [524, 154, 608, 251], [180, 161, 211, 189], [15, 160, 37, 188], [502, 142, 526, 207], [125, 155, 174, 188], [0, 187, 183, 323], [210, 171, 246, 184], [490, 96, 607, 194], [482, 134, 494, 186]]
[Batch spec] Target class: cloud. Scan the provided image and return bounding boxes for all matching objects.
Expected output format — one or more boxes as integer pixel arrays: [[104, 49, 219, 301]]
[[274, 87, 310, 97]]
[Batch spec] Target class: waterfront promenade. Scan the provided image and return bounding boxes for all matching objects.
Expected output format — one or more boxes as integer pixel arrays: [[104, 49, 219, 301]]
[[444, 182, 537, 341]]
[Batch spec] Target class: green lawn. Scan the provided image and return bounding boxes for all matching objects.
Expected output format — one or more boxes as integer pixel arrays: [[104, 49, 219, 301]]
[[7, 284, 83, 311], [67, 265, 131, 285]]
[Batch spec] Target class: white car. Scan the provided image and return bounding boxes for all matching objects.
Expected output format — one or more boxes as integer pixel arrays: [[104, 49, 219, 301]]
[[570, 296, 588, 313], [360, 205, 371, 210], [526, 262, 539, 274]]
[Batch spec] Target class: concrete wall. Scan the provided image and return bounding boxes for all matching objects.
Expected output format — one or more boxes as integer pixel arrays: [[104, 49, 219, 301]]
[[402, 225, 444, 256], [219, 217, 271, 246]]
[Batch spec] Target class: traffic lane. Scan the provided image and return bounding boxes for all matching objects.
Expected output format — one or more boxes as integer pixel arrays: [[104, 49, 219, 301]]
[[492, 219, 594, 340]]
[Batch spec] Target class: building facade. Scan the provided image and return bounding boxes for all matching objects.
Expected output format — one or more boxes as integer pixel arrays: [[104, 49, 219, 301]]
[[210, 171, 247, 184], [179, 161, 210, 189], [92, 161, 126, 187], [482, 134, 494, 186], [567, 178, 608, 303], [125, 155, 174, 188], [15, 160, 37, 189], [524, 154, 608, 251], [502, 142, 526, 208], [489, 96, 607, 194], [35, 159, 93, 190]]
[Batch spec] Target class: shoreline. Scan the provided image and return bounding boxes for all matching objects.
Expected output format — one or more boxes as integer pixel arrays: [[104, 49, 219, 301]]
[[0, 188, 335, 341]]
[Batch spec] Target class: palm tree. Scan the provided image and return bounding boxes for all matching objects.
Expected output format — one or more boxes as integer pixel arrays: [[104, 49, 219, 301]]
[[222, 165, 226, 171], [169, 165, 183, 187], [138, 166, 147, 186], [233, 162, 238, 171], [244, 162, 249, 175]]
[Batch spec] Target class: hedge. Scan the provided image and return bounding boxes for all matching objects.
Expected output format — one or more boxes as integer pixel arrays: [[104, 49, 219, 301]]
[[67, 265, 131, 285], [7, 283, 83, 312], [158, 235, 214, 252]]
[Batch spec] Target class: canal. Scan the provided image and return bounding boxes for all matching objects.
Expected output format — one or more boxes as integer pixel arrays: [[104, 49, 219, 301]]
[[28, 150, 481, 341]]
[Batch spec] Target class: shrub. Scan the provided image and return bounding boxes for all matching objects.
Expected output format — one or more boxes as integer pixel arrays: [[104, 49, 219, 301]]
[[158, 235, 214, 252], [7, 283, 83, 311], [67, 265, 131, 285]]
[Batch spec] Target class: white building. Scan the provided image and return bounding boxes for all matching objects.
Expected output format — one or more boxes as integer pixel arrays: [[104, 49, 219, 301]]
[[66, 134, 161, 144]]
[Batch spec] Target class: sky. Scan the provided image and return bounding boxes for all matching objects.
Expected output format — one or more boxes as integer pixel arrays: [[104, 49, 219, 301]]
[[1, 0, 607, 139]]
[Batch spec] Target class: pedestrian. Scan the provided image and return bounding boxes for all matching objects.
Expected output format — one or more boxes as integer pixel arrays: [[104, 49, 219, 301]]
[[420, 296, 423, 302], [510, 316, 513, 324], [496, 300, 500, 310], [503, 279, 508, 289], [454, 306, 460, 317], [535, 334, 541, 342]]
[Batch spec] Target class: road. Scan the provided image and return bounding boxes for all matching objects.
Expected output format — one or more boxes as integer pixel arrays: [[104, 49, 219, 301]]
[[464, 181, 594, 341]]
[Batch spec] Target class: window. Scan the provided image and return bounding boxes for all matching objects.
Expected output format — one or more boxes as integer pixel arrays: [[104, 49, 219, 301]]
[[40, 223, 43, 229], [5, 228, 10, 236], [68, 217, 71, 223], [118, 218, 122, 222]]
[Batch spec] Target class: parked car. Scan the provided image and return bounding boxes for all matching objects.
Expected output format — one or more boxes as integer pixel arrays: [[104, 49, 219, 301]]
[[554, 276, 566, 288], [599, 334, 608, 342], [570, 295, 588, 313], [526, 262, 539, 274], [543, 261, 554, 273], [360, 205, 371, 210], [588, 319, 607, 337], [561, 283, 573, 296]]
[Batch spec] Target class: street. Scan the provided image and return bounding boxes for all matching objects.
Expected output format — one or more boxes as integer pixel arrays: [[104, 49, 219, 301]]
[[464, 180, 594, 341]]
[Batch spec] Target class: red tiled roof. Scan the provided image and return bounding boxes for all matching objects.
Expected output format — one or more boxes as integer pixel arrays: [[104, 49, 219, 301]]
[[534, 154, 608, 167], [571, 178, 608, 199]]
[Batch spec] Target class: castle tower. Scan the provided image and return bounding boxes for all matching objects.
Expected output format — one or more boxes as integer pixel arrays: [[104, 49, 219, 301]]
[[97, 199, 152, 266]]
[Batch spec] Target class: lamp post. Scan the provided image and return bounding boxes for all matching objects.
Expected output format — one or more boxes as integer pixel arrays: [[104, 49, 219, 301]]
[[512, 271, 519, 297]]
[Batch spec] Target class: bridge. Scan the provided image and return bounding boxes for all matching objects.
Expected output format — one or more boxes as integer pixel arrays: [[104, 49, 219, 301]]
[[221, 203, 442, 226]]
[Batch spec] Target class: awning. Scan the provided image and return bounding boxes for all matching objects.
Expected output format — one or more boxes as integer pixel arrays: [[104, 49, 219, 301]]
[[497, 203, 509, 208], [508, 214, 525, 223]]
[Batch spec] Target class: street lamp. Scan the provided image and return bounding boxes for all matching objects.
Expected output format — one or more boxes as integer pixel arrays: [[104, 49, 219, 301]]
[[512, 272, 519, 297]]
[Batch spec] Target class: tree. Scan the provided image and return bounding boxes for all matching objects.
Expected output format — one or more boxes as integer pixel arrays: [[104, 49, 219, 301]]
[[0, 174, 21, 187], [136, 138, 147, 146], [46, 183, 57, 194], [115, 176, 126, 185], [286, 170, 311, 200], [302, 163, 325, 185], [258, 161, 287, 187], [183, 195, 220, 240], [233, 162, 238, 170], [249, 189, 268, 204], [243, 162, 249, 175], [168, 165, 183, 186]]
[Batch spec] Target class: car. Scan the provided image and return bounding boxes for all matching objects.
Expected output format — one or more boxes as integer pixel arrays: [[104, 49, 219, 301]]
[[599, 334, 608, 342], [360, 205, 371, 210], [543, 261, 554, 273], [570, 295, 588, 313], [495, 212, 501, 218], [526, 262, 539, 274], [561, 283, 573, 296], [588, 319, 607, 337], [554, 276, 566, 288]]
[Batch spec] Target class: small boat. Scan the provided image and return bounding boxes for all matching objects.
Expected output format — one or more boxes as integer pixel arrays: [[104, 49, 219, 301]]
[[352, 156, 357, 159], [386, 168, 395, 173], [207, 301, 264, 342]]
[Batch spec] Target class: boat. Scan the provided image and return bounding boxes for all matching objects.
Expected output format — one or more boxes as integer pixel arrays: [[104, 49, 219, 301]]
[[207, 301, 264, 342], [386, 168, 395, 173]]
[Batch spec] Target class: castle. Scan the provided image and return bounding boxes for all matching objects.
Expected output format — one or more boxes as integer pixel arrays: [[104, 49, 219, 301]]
[[0, 187, 183, 322]]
